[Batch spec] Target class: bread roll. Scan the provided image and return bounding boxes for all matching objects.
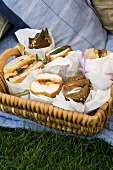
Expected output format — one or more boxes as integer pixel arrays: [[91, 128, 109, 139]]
[[46, 45, 72, 62], [63, 72, 90, 103], [30, 73, 63, 98]]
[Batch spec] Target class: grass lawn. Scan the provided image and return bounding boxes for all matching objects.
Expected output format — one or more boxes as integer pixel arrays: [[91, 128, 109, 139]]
[[0, 127, 113, 170]]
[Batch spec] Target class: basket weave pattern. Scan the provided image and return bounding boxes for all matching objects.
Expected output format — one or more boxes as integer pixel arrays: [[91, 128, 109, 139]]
[[0, 46, 113, 136]]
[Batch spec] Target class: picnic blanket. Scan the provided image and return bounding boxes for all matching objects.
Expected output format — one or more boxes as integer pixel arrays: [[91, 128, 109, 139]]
[[1, 0, 113, 146]]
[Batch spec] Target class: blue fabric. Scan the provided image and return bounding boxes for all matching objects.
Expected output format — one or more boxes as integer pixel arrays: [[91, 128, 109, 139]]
[[0, 0, 29, 32], [106, 33, 113, 52], [1, 0, 107, 51]]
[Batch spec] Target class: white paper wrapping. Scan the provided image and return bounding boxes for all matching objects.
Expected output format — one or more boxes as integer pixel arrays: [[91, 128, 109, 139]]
[[84, 53, 113, 73], [44, 51, 113, 113], [6, 69, 43, 99], [15, 28, 55, 59], [44, 51, 82, 80], [53, 88, 110, 113], [85, 71, 112, 90], [5, 50, 112, 113], [30, 92, 55, 104]]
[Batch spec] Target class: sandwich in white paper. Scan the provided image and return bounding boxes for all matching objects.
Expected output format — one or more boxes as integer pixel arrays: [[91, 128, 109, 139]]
[[44, 50, 82, 80], [4, 55, 44, 84], [30, 73, 63, 99], [84, 48, 112, 59], [46, 45, 72, 62], [15, 28, 55, 59], [3, 55, 44, 99]]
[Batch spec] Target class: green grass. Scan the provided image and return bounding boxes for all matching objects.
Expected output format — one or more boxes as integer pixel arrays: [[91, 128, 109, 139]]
[[1, 127, 113, 170]]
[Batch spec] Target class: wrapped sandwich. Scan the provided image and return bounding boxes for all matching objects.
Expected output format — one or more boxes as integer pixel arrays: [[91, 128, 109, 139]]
[[28, 28, 52, 49], [30, 73, 63, 98], [15, 28, 55, 59], [3, 55, 44, 84], [46, 45, 72, 62], [84, 48, 112, 59], [62, 72, 91, 103]]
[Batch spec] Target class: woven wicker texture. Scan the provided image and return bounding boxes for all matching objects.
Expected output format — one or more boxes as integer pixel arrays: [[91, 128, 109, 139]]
[[0, 46, 113, 136]]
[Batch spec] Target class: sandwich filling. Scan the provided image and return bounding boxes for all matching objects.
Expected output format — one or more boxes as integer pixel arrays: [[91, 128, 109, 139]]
[[37, 79, 62, 86], [49, 46, 71, 56], [46, 45, 72, 62], [84, 48, 112, 59], [66, 87, 81, 94], [5, 57, 36, 80]]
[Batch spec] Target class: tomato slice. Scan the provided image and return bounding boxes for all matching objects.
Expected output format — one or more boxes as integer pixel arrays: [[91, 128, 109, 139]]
[[54, 82, 62, 87], [39, 81, 46, 85], [102, 49, 107, 54], [5, 57, 35, 74]]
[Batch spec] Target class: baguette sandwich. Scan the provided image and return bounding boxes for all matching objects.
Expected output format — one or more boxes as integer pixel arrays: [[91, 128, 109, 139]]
[[46, 45, 72, 62], [63, 72, 90, 103], [4, 55, 44, 84], [30, 73, 63, 98], [84, 48, 112, 59]]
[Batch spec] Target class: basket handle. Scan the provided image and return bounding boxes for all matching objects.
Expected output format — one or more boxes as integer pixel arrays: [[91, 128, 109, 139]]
[[111, 85, 113, 98], [0, 47, 21, 71]]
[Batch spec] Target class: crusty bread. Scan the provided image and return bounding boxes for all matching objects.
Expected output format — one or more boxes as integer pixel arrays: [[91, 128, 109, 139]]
[[65, 72, 86, 85], [35, 73, 62, 82], [4, 55, 32, 73], [30, 73, 63, 98], [63, 72, 90, 103], [4, 55, 44, 84], [30, 82, 61, 98], [65, 84, 90, 103], [84, 48, 112, 59], [46, 45, 72, 62]]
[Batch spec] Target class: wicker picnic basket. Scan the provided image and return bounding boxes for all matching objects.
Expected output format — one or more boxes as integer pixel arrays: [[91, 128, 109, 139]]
[[0, 46, 113, 137]]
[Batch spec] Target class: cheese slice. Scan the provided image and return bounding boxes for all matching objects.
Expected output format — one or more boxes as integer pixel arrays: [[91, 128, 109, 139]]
[[4, 56, 35, 74]]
